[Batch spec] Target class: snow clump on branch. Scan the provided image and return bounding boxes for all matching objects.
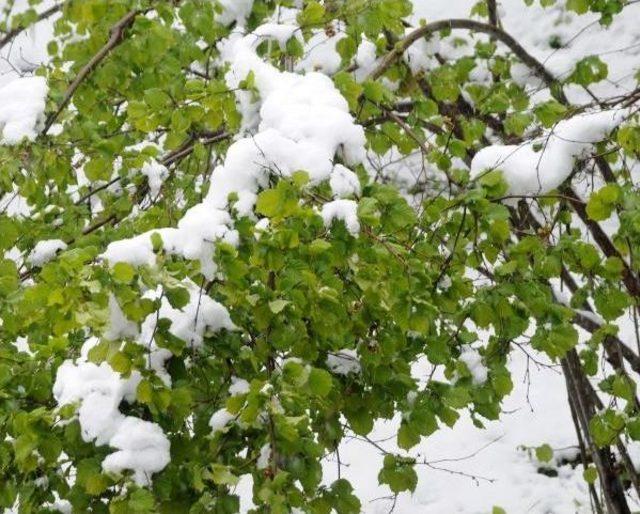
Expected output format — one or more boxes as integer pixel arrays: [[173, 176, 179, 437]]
[[102, 22, 366, 277], [63, 14, 367, 485], [0, 76, 47, 144], [470, 109, 628, 197]]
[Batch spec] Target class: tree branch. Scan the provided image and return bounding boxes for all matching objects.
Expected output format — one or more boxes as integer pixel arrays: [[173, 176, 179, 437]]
[[487, 0, 500, 28], [369, 18, 563, 101], [42, 8, 140, 134]]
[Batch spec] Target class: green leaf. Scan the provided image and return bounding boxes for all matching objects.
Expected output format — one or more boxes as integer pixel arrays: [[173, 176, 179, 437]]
[[109, 351, 132, 374], [84, 157, 113, 182], [268, 299, 290, 314], [398, 422, 420, 450], [137, 379, 153, 404], [535, 444, 553, 463], [308, 368, 333, 397], [77, 459, 110, 495], [586, 184, 619, 221], [256, 181, 299, 220], [534, 100, 567, 128], [628, 418, 640, 440], [112, 262, 135, 284], [583, 466, 598, 484], [594, 285, 629, 320], [298, 1, 325, 26], [567, 0, 589, 13], [209, 464, 240, 486], [0, 259, 18, 296], [570, 56, 608, 86], [334, 72, 363, 111], [165, 286, 190, 309], [378, 455, 418, 493], [128, 488, 156, 512]]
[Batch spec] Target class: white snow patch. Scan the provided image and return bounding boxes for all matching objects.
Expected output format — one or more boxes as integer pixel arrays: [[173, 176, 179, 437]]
[[139, 280, 236, 385], [0, 76, 47, 144], [217, 0, 254, 27], [297, 28, 345, 75], [53, 361, 168, 486], [471, 109, 628, 197], [102, 24, 365, 277], [140, 160, 169, 197], [354, 39, 378, 82], [459, 346, 488, 385], [209, 408, 234, 433], [27, 239, 67, 266], [229, 377, 250, 396], [326, 349, 361, 375], [321, 199, 360, 236], [256, 443, 271, 470], [105, 294, 139, 341], [330, 164, 361, 198]]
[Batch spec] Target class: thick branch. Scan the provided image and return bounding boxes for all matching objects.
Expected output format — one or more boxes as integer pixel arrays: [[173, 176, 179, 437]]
[[561, 185, 640, 300], [573, 310, 640, 375], [369, 18, 561, 99], [487, 0, 500, 28], [562, 353, 631, 514]]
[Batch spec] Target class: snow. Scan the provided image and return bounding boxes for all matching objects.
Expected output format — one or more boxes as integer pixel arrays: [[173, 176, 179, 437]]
[[0, 1, 57, 89], [253, 23, 301, 50], [105, 294, 138, 341], [470, 109, 628, 197], [0, 76, 47, 144], [53, 360, 168, 486], [256, 443, 271, 470], [412, 0, 640, 104], [12, 336, 30, 355], [138, 280, 235, 385], [9, 0, 638, 508], [103, 24, 366, 276], [229, 377, 250, 396], [27, 239, 66, 266], [326, 351, 588, 513], [297, 28, 345, 75], [216, 0, 254, 27], [329, 164, 361, 198], [321, 199, 360, 236], [140, 160, 169, 197], [101, 417, 171, 486], [403, 28, 440, 74], [53, 280, 234, 483], [459, 346, 488, 385], [102, 235, 158, 268], [0, 186, 31, 218], [354, 39, 378, 82], [103, 206, 238, 278], [209, 408, 234, 433], [326, 349, 361, 376]]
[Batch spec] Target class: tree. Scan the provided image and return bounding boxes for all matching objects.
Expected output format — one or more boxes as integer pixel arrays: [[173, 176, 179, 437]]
[[0, 0, 638, 512]]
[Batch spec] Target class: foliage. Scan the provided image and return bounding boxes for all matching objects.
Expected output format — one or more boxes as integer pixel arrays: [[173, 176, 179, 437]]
[[0, 0, 639, 512]]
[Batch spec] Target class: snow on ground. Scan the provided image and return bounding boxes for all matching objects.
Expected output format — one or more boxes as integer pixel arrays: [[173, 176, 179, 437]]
[[231, 348, 590, 514], [325, 1, 640, 512], [329, 351, 590, 513], [412, 0, 640, 104]]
